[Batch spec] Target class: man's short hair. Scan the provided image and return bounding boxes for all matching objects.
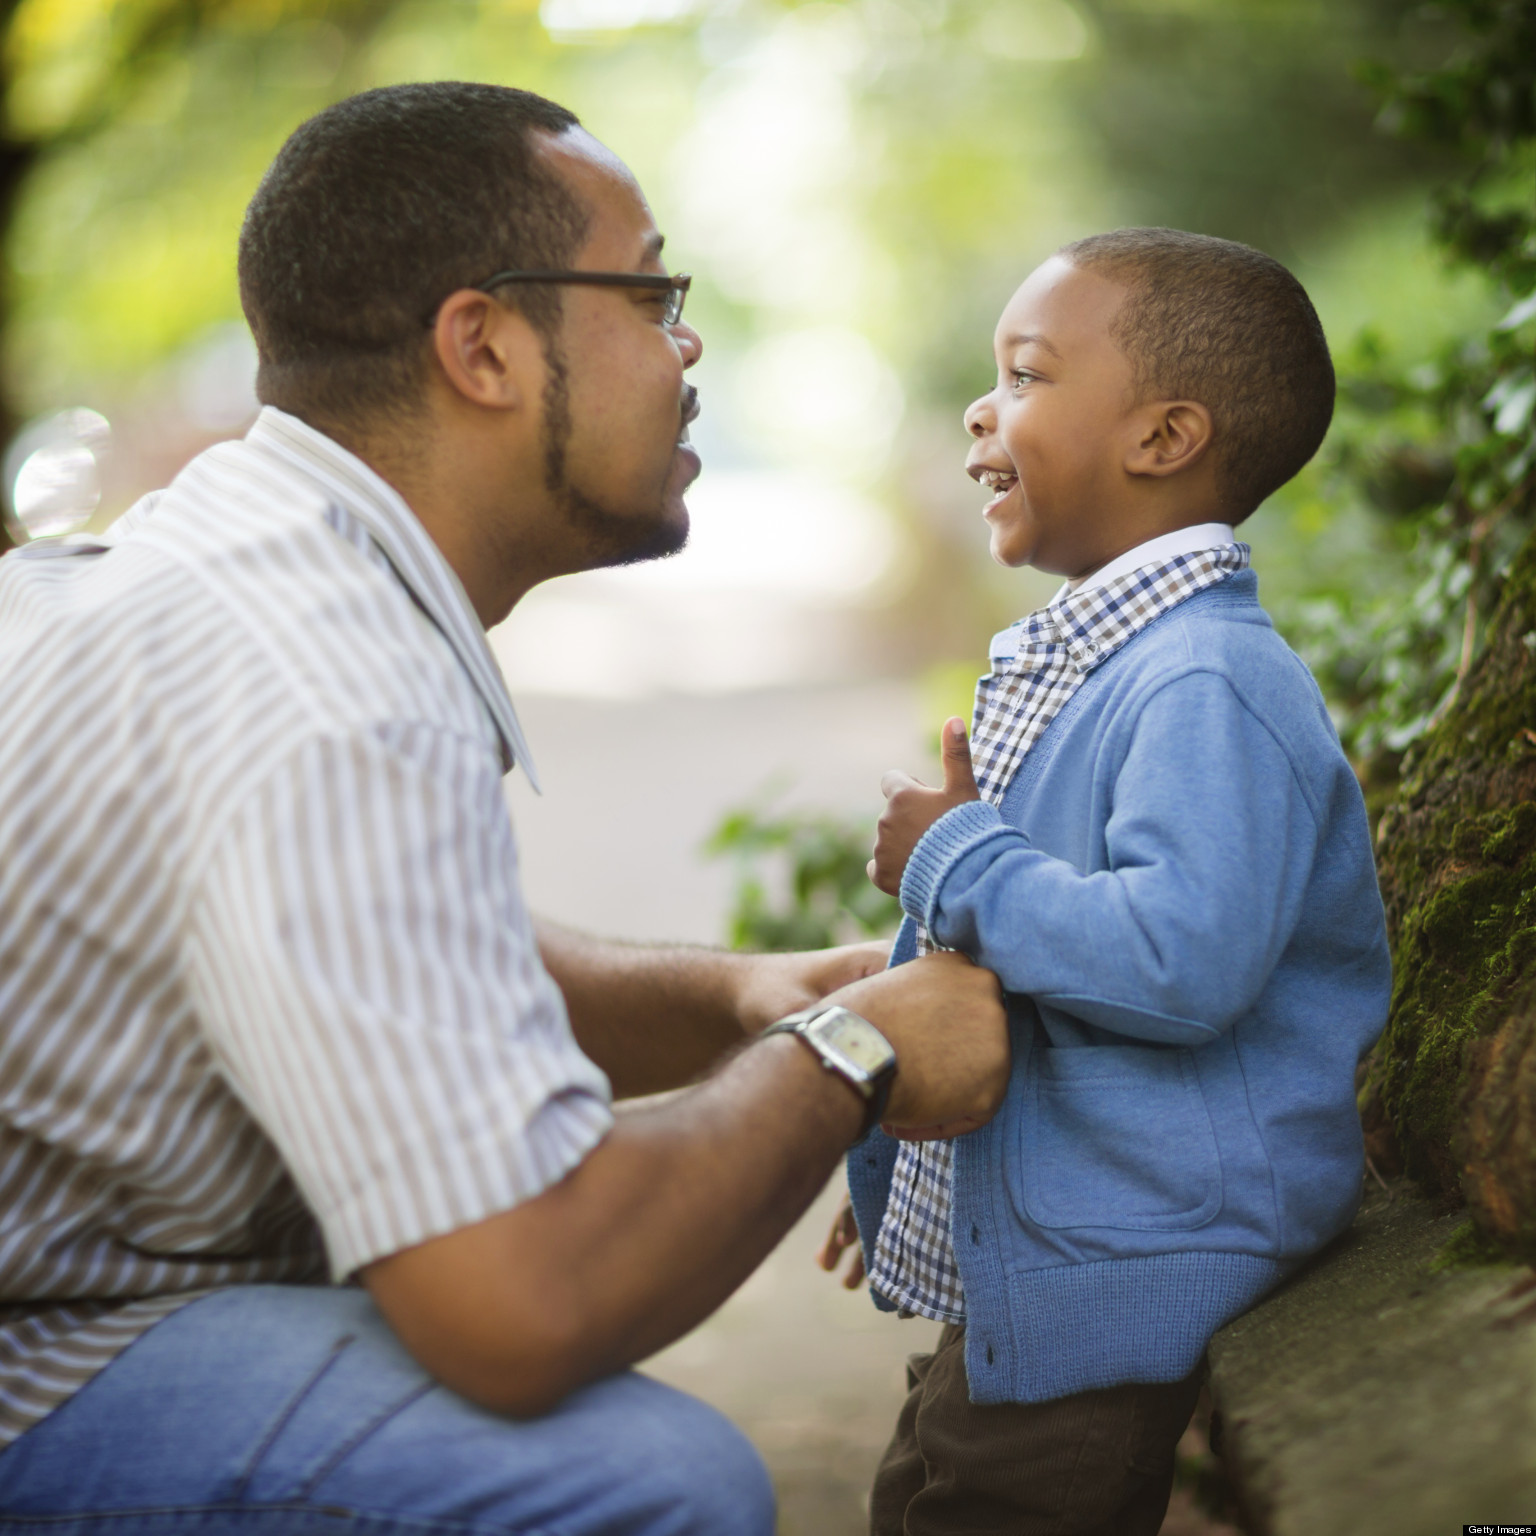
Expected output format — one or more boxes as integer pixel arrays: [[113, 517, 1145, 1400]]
[[1058, 228, 1334, 521], [238, 82, 588, 430]]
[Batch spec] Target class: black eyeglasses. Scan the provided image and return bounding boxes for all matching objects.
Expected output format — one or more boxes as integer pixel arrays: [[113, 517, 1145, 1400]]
[[473, 269, 692, 326]]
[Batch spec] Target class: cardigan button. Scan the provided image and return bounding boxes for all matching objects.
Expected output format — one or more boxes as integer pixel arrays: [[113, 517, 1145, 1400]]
[[986, 1344, 995, 1365], [970, 1224, 980, 1244]]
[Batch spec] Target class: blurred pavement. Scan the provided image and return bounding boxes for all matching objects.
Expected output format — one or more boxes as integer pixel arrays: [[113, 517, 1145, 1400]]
[[503, 681, 934, 945]]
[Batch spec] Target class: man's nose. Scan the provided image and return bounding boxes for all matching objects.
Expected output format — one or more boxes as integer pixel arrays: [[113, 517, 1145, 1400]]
[[963, 394, 994, 438], [672, 320, 703, 368]]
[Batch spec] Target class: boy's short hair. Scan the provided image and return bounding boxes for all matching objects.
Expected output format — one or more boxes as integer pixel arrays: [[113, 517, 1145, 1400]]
[[239, 82, 588, 432], [1058, 228, 1334, 521]]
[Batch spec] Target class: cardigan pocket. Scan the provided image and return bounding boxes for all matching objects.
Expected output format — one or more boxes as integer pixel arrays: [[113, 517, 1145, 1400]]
[[1019, 1044, 1222, 1231]]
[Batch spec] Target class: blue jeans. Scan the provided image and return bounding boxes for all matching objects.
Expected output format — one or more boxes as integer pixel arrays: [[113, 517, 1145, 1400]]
[[0, 1286, 775, 1534]]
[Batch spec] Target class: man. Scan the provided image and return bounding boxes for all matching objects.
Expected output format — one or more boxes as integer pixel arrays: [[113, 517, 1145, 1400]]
[[0, 83, 1008, 1532]]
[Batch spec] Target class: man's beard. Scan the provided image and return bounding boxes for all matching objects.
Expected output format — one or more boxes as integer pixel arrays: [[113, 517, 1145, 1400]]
[[540, 344, 690, 571]]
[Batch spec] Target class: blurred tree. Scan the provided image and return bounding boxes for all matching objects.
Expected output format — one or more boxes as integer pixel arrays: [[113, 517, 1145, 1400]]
[[0, 0, 38, 551], [865, 0, 1459, 406], [0, 0, 400, 552], [1069, 0, 1462, 259], [1286, 0, 1534, 775]]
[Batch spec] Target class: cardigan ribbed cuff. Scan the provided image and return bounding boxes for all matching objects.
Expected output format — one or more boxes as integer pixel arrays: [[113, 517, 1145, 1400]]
[[900, 799, 1016, 930]]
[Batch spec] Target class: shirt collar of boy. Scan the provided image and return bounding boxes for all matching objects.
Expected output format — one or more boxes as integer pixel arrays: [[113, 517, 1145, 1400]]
[[994, 528, 1249, 679], [1064, 522, 1237, 598], [226, 407, 539, 788]]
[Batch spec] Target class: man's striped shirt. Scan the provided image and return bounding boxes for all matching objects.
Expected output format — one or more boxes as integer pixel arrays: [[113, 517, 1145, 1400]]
[[0, 407, 612, 1445]]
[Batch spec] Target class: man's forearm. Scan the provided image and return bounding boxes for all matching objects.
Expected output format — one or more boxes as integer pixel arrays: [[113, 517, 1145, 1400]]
[[535, 920, 755, 1097], [536, 919, 889, 1098], [526, 1035, 862, 1383], [366, 1030, 863, 1414]]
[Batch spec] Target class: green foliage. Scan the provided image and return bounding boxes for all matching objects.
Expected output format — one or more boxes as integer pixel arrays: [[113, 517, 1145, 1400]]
[[1359, 0, 1536, 293], [704, 795, 900, 953], [1280, 0, 1536, 776]]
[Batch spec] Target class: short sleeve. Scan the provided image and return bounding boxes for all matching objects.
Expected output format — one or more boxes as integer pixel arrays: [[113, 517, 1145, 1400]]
[[185, 722, 613, 1279]]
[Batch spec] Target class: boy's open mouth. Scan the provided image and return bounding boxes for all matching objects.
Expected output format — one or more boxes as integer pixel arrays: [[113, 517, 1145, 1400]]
[[977, 468, 1018, 512]]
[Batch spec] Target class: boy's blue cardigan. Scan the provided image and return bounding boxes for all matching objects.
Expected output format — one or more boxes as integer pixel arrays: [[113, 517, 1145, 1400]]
[[848, 571, 1391, 1405]]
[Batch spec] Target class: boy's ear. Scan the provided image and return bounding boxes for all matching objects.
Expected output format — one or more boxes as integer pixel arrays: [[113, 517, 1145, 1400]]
[[1124, 400, 1215, 479]]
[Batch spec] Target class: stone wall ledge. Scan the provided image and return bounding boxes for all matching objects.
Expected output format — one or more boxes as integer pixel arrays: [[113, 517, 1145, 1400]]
[[1209, 1187, 1536, 1534]]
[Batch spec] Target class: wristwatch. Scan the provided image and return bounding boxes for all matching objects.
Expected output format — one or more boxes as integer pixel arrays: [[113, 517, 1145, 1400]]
[[761, 1004, 897, 1140]]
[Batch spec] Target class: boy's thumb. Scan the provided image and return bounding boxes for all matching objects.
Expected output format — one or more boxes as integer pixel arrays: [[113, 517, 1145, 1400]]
[[941, 717, 978, 796]]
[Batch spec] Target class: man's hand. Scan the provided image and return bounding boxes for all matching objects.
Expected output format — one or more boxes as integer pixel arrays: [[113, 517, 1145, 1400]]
[[825, 950, 1008, 1133], [816, 1193, 865, 1290], [868, 718, 981, 897], [732, 939, 892, 1034]]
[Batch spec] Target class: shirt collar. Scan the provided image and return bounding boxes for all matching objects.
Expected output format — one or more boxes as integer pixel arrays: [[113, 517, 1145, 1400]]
[[990, 532, 1249, 675], [1061, 522, 1237, 599], [245, 407, 540, 790]]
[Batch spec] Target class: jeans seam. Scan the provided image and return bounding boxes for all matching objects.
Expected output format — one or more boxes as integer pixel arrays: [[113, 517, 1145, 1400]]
[[231, 1332, 356, 1501], [294, 1381, 436, 1500]]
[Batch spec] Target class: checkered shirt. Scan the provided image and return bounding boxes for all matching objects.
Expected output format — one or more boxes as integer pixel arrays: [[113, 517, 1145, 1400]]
[[867, 541, 1251, 1322]]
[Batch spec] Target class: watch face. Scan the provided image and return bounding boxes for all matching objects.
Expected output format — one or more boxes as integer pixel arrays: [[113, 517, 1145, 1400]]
[[816, 1010, 895, 1078]]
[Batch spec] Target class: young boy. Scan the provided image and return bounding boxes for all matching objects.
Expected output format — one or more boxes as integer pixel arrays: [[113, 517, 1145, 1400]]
[[820, 228, 1392, 1535]]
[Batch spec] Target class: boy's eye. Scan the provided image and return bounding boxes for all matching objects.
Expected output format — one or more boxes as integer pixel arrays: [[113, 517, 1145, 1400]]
[[1009, 369, 1038, 390]]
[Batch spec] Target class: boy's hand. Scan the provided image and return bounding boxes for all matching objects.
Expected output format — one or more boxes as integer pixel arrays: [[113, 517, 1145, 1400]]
[[868, 717, 981, 897], [816, 1192, 866, 1289], [733, 939, 892, 1034]]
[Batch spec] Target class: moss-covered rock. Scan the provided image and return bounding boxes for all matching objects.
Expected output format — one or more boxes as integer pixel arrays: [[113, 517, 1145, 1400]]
[[1366, 524, 1536, 1240]]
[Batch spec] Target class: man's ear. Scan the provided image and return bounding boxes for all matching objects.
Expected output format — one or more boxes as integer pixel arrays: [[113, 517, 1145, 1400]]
[[1124, 400, 1214, 479], [430, 290, 546, 412]]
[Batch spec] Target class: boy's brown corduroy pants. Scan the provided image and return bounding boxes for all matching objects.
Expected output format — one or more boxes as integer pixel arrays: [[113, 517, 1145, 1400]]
[[869, 1324, 1204, 1536]]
